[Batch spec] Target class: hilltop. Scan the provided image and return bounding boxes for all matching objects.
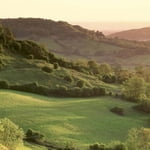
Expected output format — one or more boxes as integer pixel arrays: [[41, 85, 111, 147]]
[[109, 27, 150, 41], [1, 18, 150, 67]]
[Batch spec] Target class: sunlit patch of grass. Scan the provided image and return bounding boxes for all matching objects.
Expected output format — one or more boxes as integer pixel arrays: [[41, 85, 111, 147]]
[[0, 90, 149, 149]]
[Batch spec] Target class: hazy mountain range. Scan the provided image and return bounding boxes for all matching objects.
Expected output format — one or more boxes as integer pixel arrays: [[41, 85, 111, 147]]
[[109, 27, 150, 41]]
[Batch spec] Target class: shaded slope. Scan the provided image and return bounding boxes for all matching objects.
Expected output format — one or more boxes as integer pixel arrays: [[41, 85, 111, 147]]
[[0, 24, 113, 96]]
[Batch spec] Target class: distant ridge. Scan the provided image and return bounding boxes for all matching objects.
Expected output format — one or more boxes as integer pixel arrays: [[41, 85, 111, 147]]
[[1, 18, 150, 66], [108, 27, 150, 41], [0, 18, 104, 40]]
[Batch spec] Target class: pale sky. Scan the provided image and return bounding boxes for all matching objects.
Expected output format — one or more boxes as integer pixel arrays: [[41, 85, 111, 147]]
[[1, 0, 150, 32]]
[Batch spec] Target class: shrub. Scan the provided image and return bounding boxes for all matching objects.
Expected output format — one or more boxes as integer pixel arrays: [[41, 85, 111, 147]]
[[0, 59, 3, 64], [26, 129, 45, 142], [64, 75, 73, 82], [64, 143, 78, 150], [89, 143, 101, 150], [113, 143, 127, 150], [27, 54, 34, 59], [53, 62, 59, 69], [10, 41, 21, 52], [110, 107, 124, 116], [115, 93, 119, 97], [68, 87, 82, 97], [55, 85, 68, 96], [42, 66, 53, 73], [0, 59, 4, 71], [17, 40, 48, 60], [122, 77, 146, 102], [0, 64, 3, 71], [0, 45, 3, 53], [135, 99, 150, 113], [93, 87, 106, 96], [108, 91, 113, 96], [0, 118, 24, 150], [76, 80, 85, 88], [102, 74, 116, 83], [10, 82, 38, 93], [0, 81, 9, 89], [89, 142, 127, 150], [9, 83, 105, 98], [82, 87, 94, 97], [36, 85, 50, 96]]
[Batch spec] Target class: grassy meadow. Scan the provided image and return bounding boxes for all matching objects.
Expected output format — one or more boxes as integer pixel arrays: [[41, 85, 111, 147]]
[[0, 90, 149, 149]]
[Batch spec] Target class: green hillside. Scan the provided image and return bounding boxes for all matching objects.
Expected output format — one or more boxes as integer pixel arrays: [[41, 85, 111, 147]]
[[0, 23, 123, 98], [1, 18, 150, 67], [0, 90, 149, 149], [0, 21, 149, 150]]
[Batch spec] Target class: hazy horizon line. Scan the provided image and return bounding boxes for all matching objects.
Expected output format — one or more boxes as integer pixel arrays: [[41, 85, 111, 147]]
[[1, 17, 150, 35]]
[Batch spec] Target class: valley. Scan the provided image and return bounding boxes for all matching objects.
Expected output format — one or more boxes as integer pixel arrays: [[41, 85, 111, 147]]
[[0, 20, 149, 150]]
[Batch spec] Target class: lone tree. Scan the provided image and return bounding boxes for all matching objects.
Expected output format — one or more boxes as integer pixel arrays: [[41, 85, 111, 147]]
[[122, 76, 146, 101]]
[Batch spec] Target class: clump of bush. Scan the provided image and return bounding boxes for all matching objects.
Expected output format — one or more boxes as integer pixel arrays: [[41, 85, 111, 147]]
[[0, 44, 4, 53], [0, 64, 3, 71], [135, 99, 150, 113], [64, 145, 78, 150], [66, 86, 106, 97], [53, 62, 59, 69], [25, 129, 45, 142], [10, 82, 52, 96], [42, 66, 53, 73], [0, 59, 4, 71], [102, 74, 116, 83], [76, 80, 85, 88], [7, 81, 106, 98], [11, 82, 38, 93], [17, 40, 48, 60], [108, 91, 113, 96], [64, 75, 73, 82], [54, 85, 68, 96], [110, 107, 124, 116], [89, 142, 127, 150], [0, 81, 9, 89], [92, 87, 106, 96], [27, 54, 34, 59], [0, 59, 3, 65]]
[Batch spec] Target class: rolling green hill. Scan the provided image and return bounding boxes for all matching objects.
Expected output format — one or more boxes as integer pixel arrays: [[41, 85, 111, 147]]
[[1, 18, 150, 67], [0, 23, 122, 98], [0, 90, 149, 149], [0, 21, 149, 150]]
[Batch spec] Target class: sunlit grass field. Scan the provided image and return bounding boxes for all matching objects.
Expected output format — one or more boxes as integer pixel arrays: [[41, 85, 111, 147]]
[[0, 90, 149, 149]]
